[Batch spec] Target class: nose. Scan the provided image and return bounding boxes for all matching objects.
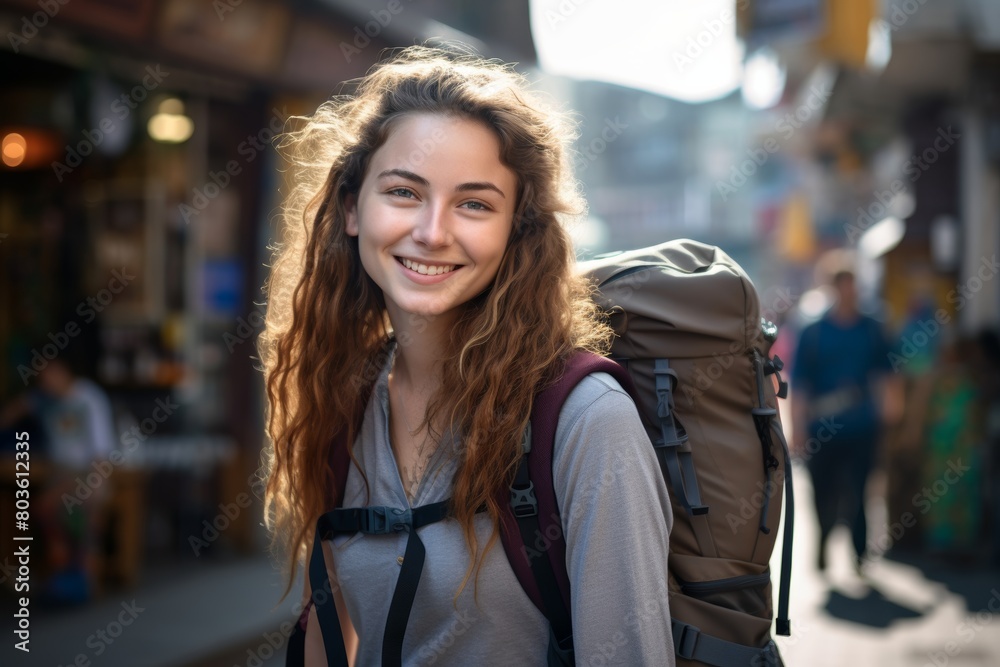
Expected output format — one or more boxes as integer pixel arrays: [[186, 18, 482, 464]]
[[411, 202, 452, 248]]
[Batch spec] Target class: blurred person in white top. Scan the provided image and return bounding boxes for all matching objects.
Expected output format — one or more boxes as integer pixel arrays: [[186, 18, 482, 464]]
[[1, 358, 116, 603]]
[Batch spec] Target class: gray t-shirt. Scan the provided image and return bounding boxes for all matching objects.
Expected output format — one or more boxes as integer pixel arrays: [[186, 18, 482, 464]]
[[330, 344, 675, 665]]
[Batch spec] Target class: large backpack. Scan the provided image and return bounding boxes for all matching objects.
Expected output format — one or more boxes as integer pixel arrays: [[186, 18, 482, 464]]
[[290, 239, 794, 667], [551, 239, 794, 665]]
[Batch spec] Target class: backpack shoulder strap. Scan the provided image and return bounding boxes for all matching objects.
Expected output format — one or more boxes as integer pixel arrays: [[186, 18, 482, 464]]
[[286, 425, 352, 667], [497, 351, 638, 659]]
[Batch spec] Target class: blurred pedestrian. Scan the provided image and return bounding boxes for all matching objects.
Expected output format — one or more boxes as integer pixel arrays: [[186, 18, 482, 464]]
[[918, 334, 982, 556], [790, 266, 900, 574], [883, 289, 940, 551], [260, 46, 674, 665], [0, 358, 115, 603]]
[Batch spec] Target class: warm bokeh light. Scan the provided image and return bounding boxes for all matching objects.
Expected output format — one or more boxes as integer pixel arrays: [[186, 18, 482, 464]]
[[2, 132, 26, 167], [148, 99, 194, 143]]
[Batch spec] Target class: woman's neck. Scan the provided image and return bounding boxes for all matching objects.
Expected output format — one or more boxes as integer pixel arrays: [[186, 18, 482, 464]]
[[387, 307, 455, 394]]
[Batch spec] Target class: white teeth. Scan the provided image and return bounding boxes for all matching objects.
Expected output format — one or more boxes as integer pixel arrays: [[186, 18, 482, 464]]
[[401, 258, 457, 276]]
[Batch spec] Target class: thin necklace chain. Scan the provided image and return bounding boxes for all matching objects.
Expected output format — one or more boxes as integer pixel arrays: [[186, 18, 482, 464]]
[[390, 351, 437, 501]]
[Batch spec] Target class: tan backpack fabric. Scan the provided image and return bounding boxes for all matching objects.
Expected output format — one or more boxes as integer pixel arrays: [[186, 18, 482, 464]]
[[580, 238, 793, 666]]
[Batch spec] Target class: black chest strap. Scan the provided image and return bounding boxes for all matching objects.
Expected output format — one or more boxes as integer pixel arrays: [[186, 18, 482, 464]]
[[309, 499, 451, 667]]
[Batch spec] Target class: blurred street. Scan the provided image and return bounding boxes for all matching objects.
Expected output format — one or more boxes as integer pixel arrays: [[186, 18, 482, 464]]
[[773, 461, 1000, 667], [2, 0, 999, 664], [0, 555, 300, 667]]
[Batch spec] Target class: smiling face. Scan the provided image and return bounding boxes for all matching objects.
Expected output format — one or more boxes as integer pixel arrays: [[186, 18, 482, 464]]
[[345, 113, 517, 328]]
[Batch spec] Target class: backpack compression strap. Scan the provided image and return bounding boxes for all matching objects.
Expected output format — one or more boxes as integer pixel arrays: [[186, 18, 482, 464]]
[[753, 352, 794, 637], [497, 351, 641, 664], [653, 359, 718, 559], [672, 620, 781, 666]]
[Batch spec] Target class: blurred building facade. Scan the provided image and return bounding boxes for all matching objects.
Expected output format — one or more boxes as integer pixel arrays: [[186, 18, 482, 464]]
[[737, 0, 1000, 562]]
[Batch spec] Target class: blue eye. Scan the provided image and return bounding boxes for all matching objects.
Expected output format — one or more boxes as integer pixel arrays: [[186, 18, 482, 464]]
[[461, 201, 489, 211], [388, 187, 415, 198]]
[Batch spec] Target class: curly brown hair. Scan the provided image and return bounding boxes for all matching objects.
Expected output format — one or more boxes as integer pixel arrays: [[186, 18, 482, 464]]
[[259, 44, 613, 601]]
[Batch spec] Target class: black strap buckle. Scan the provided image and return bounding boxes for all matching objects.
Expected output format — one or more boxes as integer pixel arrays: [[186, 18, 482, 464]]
[[674, 622, 700, 660], [510, 481, 538, 518], [759, 639, 781, 665], [359, 506, 412, 534]]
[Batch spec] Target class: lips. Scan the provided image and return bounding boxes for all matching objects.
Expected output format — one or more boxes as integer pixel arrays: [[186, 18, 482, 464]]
[[396, 256, 459, 276]]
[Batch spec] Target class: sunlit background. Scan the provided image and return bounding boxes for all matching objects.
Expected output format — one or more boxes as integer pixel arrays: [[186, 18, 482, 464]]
[[1, 0, 999, 665]]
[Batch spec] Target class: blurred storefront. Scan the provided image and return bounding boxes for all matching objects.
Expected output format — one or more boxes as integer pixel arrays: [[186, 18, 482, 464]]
[[739, 0, 1000, 562], [0, 0, 534, 593]]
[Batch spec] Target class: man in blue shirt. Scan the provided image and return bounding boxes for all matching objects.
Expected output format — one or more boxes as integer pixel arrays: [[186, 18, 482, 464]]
[[791, 269, 899, 573]]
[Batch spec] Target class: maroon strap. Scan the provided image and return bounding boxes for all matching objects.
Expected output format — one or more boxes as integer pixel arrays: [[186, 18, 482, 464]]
[[298, 599, 314, 631], [496, 351, 639, 616]]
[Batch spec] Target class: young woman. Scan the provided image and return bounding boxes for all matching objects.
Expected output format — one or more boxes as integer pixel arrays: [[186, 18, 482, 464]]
[[260, 45, 675, 665]]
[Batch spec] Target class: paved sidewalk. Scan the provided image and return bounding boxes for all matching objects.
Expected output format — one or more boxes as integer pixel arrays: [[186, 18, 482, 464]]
[[1, 556, 299, 667], [773, 461, 1000, 667]]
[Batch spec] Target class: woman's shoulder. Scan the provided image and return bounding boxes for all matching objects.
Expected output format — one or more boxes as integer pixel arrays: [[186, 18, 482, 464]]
[[549, 368, 672, 528], [558, 370, 636, 424], [552, 370, 648, 463]]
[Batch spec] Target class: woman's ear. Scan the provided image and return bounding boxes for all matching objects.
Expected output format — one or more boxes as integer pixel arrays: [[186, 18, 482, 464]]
[[345, 193, 359, 237]]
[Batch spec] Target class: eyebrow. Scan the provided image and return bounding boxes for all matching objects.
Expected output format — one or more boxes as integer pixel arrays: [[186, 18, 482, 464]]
[[376, 168, 506, 199]]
